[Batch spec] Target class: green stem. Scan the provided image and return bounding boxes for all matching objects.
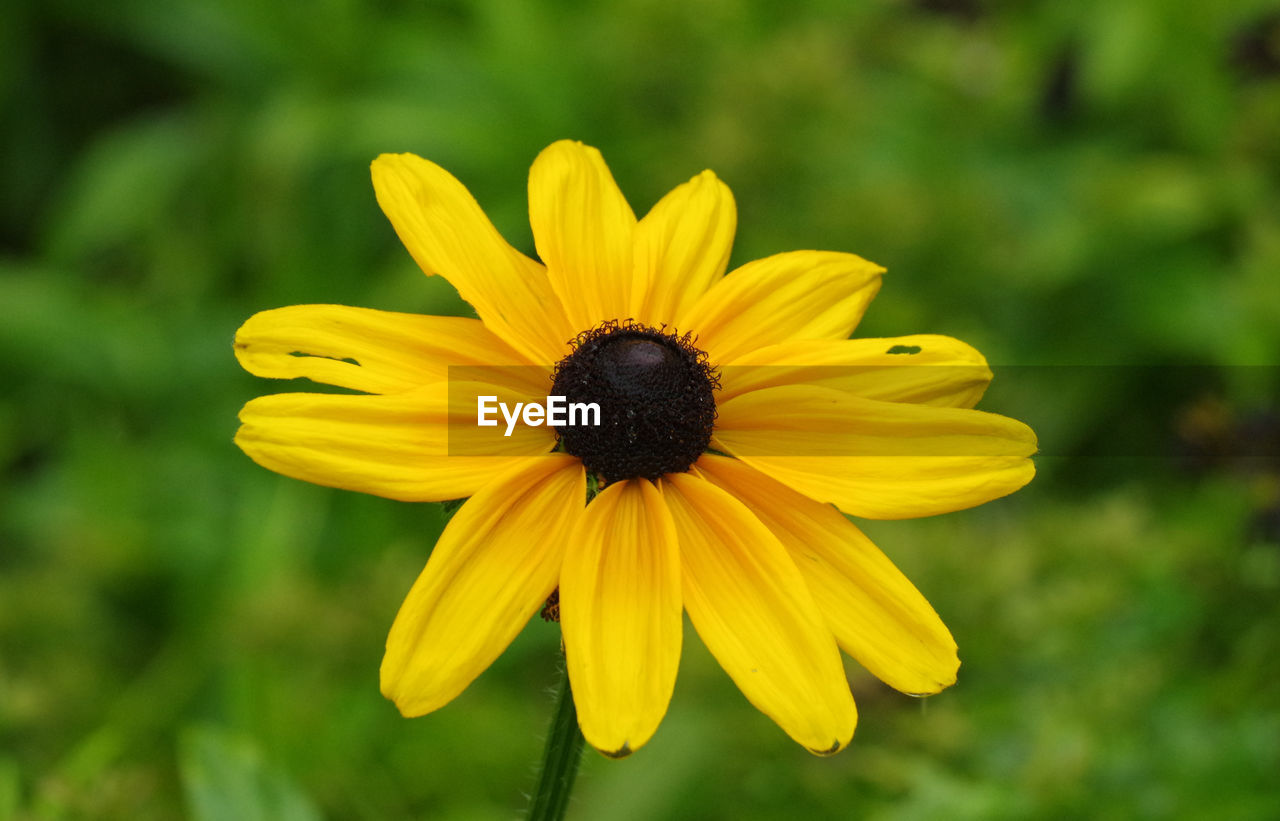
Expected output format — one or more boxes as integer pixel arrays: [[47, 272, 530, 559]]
[[526, 656, 586, 821]]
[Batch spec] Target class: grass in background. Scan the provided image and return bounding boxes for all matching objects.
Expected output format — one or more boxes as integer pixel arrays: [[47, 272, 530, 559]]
[[2, 0, 1278, 817]]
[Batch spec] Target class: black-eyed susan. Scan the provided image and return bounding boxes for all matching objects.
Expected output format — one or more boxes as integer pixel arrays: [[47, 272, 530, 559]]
[[234, 140, 1036, 758]]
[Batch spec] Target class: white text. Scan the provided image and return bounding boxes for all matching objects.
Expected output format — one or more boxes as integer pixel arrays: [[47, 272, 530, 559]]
[[476, 395, 601, 436]]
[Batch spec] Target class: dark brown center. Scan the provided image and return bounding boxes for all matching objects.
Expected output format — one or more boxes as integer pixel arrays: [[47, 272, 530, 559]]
[[550, 322, 718, 483]]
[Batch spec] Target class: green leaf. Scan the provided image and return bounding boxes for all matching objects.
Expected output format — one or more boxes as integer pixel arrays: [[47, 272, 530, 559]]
[[179, 726, 322, 821], [0, 758, 19, 821]]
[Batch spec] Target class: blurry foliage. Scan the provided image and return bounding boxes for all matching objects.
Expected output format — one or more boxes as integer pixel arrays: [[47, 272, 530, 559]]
[[180, 726, 321, 821], [1, 0, 1278, 818]]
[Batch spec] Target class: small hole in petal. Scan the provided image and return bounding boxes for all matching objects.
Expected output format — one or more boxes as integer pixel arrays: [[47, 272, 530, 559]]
[[289, 351, 360, 366], [886, 344, 922, 355]]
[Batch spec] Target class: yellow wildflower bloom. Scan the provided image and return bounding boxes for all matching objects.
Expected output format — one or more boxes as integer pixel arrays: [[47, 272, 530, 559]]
[[233, 140, 1036, 757]]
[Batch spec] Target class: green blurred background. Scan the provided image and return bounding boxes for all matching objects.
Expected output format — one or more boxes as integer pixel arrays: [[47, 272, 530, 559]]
[[3, 0, 1279, 818]]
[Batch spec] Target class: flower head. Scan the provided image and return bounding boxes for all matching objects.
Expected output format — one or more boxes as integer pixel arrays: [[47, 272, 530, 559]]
[[234, 140, 1036, 756]]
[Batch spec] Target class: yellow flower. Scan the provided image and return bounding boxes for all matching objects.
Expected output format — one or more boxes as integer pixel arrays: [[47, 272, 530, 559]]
[[233, 140, 1036, 757]]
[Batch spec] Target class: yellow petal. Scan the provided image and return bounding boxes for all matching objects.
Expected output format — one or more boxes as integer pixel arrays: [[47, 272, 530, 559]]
[[528, 140, 638, 329], [371, 153, 574, 365], [234, 305, 532, 394], [660, 472, 856, 755], [234, 386, 553, 502], [560, 480, 682, 757], [381, 455, 586, 716], [714, 385, 1037, 519], [634, 170, 736, 327], [721, 334, 992, 408], [695, 455, 958, 696], [678, 251, 884, 366], [443, 374, 561, 456]]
